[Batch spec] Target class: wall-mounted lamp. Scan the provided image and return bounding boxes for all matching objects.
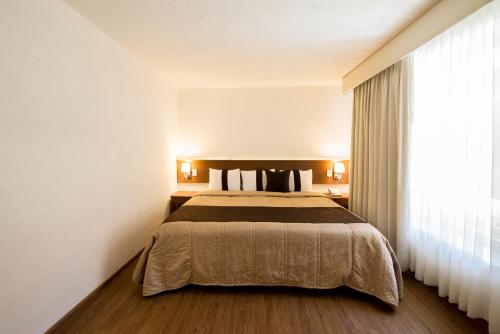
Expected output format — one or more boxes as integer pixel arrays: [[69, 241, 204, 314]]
[[181, 162, 191, 180], [333, 162, 345, 181]]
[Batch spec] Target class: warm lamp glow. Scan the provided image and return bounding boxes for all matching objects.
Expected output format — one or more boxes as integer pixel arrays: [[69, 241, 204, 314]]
[[181, 162, 191, 173], [333, 162, 345, 180], [181, 162, 191, 179], [333, 162, 345, 173]]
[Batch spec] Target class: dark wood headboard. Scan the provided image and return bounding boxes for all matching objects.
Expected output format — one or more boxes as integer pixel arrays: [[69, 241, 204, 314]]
[[176, 159, 349, 184]]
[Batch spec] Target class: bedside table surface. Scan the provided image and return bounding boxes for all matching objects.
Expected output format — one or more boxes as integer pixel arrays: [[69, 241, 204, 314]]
[[324, 194, 349, 209], [324, 194, 348, 199], [171, 191, 199, 197]]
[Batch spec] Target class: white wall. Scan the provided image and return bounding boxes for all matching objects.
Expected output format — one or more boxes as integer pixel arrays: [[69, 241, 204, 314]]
[[0, 1, 177, 333], [177, 86, 352, 159]]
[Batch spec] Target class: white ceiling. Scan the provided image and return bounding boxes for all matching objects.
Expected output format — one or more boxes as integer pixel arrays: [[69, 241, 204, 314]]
[[63, 0, 438, 88]]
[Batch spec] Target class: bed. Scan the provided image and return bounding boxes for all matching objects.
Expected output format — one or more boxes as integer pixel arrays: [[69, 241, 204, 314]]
[[133, 191, 403, 307]]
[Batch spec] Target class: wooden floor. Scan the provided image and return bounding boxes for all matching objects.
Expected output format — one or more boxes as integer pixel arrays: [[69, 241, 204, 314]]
[[49, 258, 488, 334]]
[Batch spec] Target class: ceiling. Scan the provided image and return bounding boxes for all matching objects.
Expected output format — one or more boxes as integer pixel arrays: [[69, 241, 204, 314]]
[[63, 0, 438, 88]]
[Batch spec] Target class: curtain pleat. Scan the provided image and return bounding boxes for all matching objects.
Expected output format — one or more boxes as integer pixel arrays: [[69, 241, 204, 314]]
[[350, 58, 410, 251]]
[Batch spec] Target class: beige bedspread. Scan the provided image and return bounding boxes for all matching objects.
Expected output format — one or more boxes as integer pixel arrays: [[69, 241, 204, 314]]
[[133, 191, 403, 307]]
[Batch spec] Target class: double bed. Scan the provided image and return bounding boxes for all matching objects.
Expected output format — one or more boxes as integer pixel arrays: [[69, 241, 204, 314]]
[[133, 191, 403, 307]]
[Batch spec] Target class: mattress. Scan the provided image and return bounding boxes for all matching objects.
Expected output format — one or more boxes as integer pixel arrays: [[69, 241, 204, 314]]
[[132, 191, 403, 307]]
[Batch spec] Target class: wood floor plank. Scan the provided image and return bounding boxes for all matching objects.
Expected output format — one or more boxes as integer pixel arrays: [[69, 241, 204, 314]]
[[47, 258, 488, 334]]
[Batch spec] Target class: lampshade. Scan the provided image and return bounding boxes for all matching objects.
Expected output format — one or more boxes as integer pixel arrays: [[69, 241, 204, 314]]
[[181, 162, 191, 173], [333, 162, 345, 174]]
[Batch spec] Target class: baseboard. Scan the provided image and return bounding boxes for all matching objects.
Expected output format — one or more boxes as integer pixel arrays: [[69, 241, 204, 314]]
[[45, 249, 143, 334]]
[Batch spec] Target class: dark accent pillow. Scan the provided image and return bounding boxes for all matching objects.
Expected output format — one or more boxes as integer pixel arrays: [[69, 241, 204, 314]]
[[256, 169, 263, 191], [221, 169, 228, 191], [265, 170, 291, 192], [292, 170, 301, 191]]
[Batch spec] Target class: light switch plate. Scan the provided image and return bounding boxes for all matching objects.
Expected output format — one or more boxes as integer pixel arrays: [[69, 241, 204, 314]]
[[326, 169, 333, 177], [192, 168, 198, 177]]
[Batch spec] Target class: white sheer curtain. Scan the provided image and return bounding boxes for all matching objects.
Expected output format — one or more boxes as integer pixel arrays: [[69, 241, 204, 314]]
[[408, 2, 500, 331]]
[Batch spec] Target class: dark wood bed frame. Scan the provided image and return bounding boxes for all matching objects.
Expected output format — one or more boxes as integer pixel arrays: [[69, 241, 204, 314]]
[[176, 159, 349, 184]]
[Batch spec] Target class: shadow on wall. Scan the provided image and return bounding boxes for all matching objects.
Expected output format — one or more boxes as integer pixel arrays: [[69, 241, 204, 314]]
[[100, 202, 169, 292]]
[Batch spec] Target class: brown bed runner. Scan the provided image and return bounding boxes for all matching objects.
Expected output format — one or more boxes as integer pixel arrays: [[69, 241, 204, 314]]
[[165, 206, 367, 224]]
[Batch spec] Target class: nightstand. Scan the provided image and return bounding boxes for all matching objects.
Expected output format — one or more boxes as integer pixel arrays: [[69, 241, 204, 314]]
[[170, 191, 198, 213], [325, 195, 349, 209]]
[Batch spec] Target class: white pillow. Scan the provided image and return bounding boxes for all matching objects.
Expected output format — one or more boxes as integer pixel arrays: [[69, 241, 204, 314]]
[[241, 170, 257, 191], [299, 169, 313, 191], [208, 168, 241, 191], [289, 172, 295, 192], [208, 168, 222, 190], [284, 169, 313, 192], [226, 169, 241, 191], [241, 169, 274, 191]]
